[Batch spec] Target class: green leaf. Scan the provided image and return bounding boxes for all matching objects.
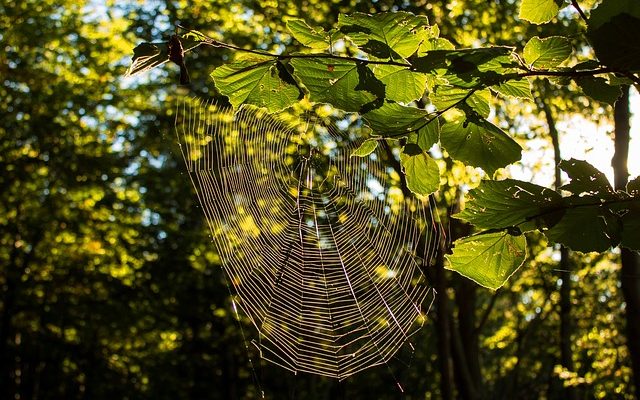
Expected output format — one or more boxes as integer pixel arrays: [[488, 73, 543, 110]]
[[587, 1, 640, 71], [544, 205, 616, 253], [351, 139, 378, 157], [413, 47, 518, 88], [290, 58, 380, 112], [373, 65, 428, 103], [399, 143, 440, 196], [416, 119, 440, 151], [446, 231, 527, 290], [363, 102, 431, 136], [455, 179, 563, 232], [440, 110, 522, 174], [519, 0, 560, 24], [493, 78, 533, 100], [559, 159, 614, 196], [430, 87, 491, 117], [286, 18, 341, 49], [417, 27, 455, 54], [210, 58, 302, 112], [576, 77, 623, 105], [338, 12, 430, 59], [523, 36, 571, 68]]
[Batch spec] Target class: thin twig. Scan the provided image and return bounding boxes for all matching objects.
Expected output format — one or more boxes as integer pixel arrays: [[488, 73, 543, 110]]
[[571, 0, 588, 23]]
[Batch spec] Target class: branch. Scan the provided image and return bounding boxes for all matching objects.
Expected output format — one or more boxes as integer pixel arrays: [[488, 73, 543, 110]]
[[571, 0, 588, 23], [178, 25, 637, 80]]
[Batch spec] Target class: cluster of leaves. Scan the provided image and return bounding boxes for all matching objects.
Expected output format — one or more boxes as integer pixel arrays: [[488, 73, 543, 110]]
[[127, 1, 640, 290], [447, 159, 640, 289]]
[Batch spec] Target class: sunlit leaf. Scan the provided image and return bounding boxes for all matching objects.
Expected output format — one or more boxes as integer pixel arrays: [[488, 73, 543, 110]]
[[413, 47, 518, 88], [286, 18, 341, 49], [455, 179, 563, 232], [430, 87, 491, 117], [338, 12, 429, 59], [493, 78, 533, 100], [399, 143, 440, 196], [519, 0, 561, 24], [523, 36, 571, 68], [544, 204, 617, 253], [125, 36, 202, 77], [363, 102, 431, 136], [446, 231, 527, 290], [351, 139, 378, 157], [210, 58, 302, 112], [373, 65, 428, 103], [440, 110, 521, 174], [290, 57, 380, 112], [576, 76, 623, 105]]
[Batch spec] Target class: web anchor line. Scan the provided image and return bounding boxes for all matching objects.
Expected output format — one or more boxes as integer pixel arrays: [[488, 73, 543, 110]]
[[175, 97, 441, 381]]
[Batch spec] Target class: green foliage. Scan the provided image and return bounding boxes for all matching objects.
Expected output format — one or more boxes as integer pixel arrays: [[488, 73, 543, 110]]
[[455, 178, 562, 233], [289, 57, 381, 112], [351, 139, 378, 157], [124, 6, 640, 294], [452, 159, 640, 256], [372, 65, 428, 103], [445, 230, 527, 290], [439, 109, 522, 174], [210, 58, 302, 112], [523, 36, 571, 69], [337, 12, 429, 60], [518, 0, 561, 24], [286, 18, 341, 49], [6, 0, 640, 398], [399, 143, 440, 196]]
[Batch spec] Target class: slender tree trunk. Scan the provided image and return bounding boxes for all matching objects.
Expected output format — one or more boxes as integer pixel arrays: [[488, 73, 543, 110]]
[[456, 278, 482, 395], [613, 85, 640, 399], [434, 246, 455, 400], [540, 89, 578, 400]]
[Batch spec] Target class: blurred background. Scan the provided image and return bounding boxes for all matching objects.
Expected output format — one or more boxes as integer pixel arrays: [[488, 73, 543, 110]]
[[1, 0, 638, 398]]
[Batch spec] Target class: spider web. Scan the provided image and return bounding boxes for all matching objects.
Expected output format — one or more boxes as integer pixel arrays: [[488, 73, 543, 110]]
[[175, 98, 441, 380]]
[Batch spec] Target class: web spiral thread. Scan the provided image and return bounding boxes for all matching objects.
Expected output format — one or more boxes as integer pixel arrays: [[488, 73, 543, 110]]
[[175, 98, 440, 379]]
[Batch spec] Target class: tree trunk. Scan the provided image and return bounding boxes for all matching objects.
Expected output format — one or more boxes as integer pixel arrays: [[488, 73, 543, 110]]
[[613, 85, 640, 399], [456, 278, 482, 391], [434, 246, 455, 400], [539, 88, 578, 400]]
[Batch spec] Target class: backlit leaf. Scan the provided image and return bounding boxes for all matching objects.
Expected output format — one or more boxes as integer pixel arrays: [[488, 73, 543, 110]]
[[519, 0, 560, 24], [338, 12, 430, 59], [440, 110, 521, 174], [351, 139, 378, 157], [373, 65, 428, 103], [455, 179, 563, 232], [576, 77, 623, 105], [399, 143, 440, 196], [446, 231, 527, 290], [286, 18, 341, 49], [364, 102, 432, 136], [210, 58, 302, 112], [290, 57, 380, 112], [523, 36, 571, 68]]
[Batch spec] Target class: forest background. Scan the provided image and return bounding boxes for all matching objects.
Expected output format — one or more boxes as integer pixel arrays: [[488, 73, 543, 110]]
[[2, 0, 640, 399]]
